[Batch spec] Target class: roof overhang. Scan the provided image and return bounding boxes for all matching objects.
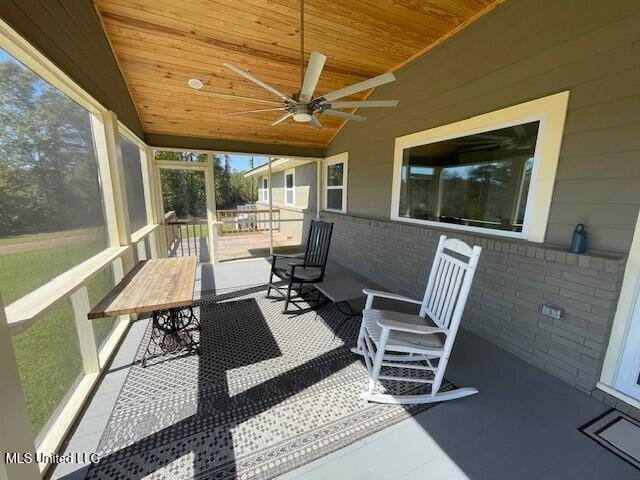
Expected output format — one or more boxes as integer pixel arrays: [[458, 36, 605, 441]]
[[244, 157, 317, 178]]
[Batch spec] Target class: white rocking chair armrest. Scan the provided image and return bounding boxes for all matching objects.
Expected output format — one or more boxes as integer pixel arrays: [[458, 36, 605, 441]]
[[362, 288, 422, 305], [376, 316, 449, 335]]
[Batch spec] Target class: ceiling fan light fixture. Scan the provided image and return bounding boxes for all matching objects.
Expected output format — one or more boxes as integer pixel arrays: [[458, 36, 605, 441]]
[[292, 112, 312, 122], [188, 78, 204, 90], [220, 0, 397, 129]]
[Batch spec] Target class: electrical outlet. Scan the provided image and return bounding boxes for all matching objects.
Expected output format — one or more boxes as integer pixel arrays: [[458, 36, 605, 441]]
[[542, 304, 563, 320]]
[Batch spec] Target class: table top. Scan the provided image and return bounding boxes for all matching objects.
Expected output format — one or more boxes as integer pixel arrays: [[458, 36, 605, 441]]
[[88, 257, 197, 319], [315, 277, 369, 303]]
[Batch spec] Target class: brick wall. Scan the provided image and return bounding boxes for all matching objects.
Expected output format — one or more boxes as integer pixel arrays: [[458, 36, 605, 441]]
[[321, 211, 627, 395]]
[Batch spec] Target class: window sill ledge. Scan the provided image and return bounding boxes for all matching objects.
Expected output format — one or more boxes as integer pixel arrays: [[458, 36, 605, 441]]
[[6, 246, 129, 335]]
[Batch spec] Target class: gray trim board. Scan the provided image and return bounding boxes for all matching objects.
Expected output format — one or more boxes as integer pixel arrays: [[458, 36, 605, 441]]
[[146, 133, 326, 158]]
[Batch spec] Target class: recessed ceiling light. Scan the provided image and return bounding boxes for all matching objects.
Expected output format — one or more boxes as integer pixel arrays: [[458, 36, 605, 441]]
[[188, 78, 203, 90]]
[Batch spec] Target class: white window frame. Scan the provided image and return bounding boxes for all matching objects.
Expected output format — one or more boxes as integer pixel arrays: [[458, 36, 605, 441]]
[[323, 152, 348, 214], [284, 168, 295, 206], [390, 92, 569, 242], [261, 176, 269, 202]]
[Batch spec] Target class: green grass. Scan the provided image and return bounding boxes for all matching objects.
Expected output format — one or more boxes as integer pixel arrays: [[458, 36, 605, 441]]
[[0, 227, 102, 247], [174, 224, 208, 239], [1, 237, 116, 436]]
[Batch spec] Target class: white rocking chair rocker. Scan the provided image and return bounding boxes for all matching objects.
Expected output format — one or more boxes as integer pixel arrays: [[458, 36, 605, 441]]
[[353, 235, 482, 404]]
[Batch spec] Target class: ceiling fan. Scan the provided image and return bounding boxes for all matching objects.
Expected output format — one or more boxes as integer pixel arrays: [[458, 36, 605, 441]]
[[221, 0, 399, 128]]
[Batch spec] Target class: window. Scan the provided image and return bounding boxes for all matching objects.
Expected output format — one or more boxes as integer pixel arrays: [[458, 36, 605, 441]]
[[285, 169, 295, 205], [121, 134, 148, 233], [0, 46, 111, 438], [323, 153, 348, 213], [398, 122, 538, 232], [0, 47, 110, 301], [391, 92, 569, 241], [261, 177, 269, 202]]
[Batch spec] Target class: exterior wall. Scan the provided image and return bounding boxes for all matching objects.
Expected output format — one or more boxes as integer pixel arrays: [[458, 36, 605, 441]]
[[255, 163, 317, 244], [321, 211, 626, 395], [326, 0, 640, 254], [1, 0, 144, 138]]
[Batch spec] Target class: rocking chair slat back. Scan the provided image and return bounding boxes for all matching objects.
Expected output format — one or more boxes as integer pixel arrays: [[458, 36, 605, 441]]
[[420, 236, 481, 331], [304, 220, 334, 268], [357, 234, 482, 405]]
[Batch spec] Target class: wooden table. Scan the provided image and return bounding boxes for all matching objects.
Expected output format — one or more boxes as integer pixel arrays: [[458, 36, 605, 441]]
[[89, 257, 199, 366]]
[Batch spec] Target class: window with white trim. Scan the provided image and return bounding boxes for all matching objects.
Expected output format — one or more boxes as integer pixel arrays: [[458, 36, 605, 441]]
[[323, 153, 348, 213], [261, 176, 268, 202], [284, 169, 295, 205], [0, 44, 114, 440], [390, 92, 569, 241], [120, 134, 149, 233], [0, 47, 110, 299]]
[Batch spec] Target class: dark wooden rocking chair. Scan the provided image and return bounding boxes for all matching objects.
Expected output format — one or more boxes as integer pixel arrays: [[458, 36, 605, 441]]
[[266, 219, 334, 313]]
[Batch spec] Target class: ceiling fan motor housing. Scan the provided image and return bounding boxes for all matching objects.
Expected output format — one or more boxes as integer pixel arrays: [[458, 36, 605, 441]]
[[288, 102, 314, 122]]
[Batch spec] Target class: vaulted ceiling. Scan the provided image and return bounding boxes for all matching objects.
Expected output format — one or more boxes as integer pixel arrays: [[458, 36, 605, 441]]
[[94, 0, 502, 149]]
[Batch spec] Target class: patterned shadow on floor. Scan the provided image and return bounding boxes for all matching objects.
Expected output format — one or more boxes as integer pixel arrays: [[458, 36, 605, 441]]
[[86, 286, 453, 480]]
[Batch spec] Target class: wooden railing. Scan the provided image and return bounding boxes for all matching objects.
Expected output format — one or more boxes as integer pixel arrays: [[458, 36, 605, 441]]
[[165, 220, 209, 261], [216, 208, 280, 235]]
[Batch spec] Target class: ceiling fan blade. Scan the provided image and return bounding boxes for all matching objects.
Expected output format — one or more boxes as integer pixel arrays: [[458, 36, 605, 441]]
[[271, 113, 292, 126], [321, 109, 367, 122], [321, 72, 396, 102], [198, 90, 282, 106], [225, 108, 285, 116], [299, 52, 326, 103], [224, 62, 296, 103], [309, 115, 322, 128], [326, 100, 399, 108]]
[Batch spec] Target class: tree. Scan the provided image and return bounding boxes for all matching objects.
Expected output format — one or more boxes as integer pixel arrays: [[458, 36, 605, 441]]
[[0, 59, 105, 236]]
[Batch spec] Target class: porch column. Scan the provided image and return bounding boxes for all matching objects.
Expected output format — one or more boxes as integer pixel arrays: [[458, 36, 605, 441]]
[[316, 158, 321, 219], [205, 152, 218, 264], [0, 295, 41, 480], [268, 156, 274, 254]]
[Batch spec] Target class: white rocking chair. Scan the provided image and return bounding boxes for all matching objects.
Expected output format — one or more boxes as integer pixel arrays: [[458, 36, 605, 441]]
[[352, 235, 482, 405]]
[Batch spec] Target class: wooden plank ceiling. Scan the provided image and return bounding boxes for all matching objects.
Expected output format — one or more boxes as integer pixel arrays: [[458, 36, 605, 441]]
[[94, 0, 501, 149]]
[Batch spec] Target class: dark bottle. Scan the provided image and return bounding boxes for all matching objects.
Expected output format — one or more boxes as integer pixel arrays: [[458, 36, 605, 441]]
[[569, 224, 587, 254]]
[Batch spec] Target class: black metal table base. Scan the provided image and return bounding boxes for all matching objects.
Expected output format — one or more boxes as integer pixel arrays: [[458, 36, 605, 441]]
[[332, 301, 362, 339], [141, 306, 200, 367], [314, 293, 363, 339]]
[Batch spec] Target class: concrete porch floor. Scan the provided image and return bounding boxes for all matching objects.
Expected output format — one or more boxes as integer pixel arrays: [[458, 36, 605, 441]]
[[50, 259, 638, 480]]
